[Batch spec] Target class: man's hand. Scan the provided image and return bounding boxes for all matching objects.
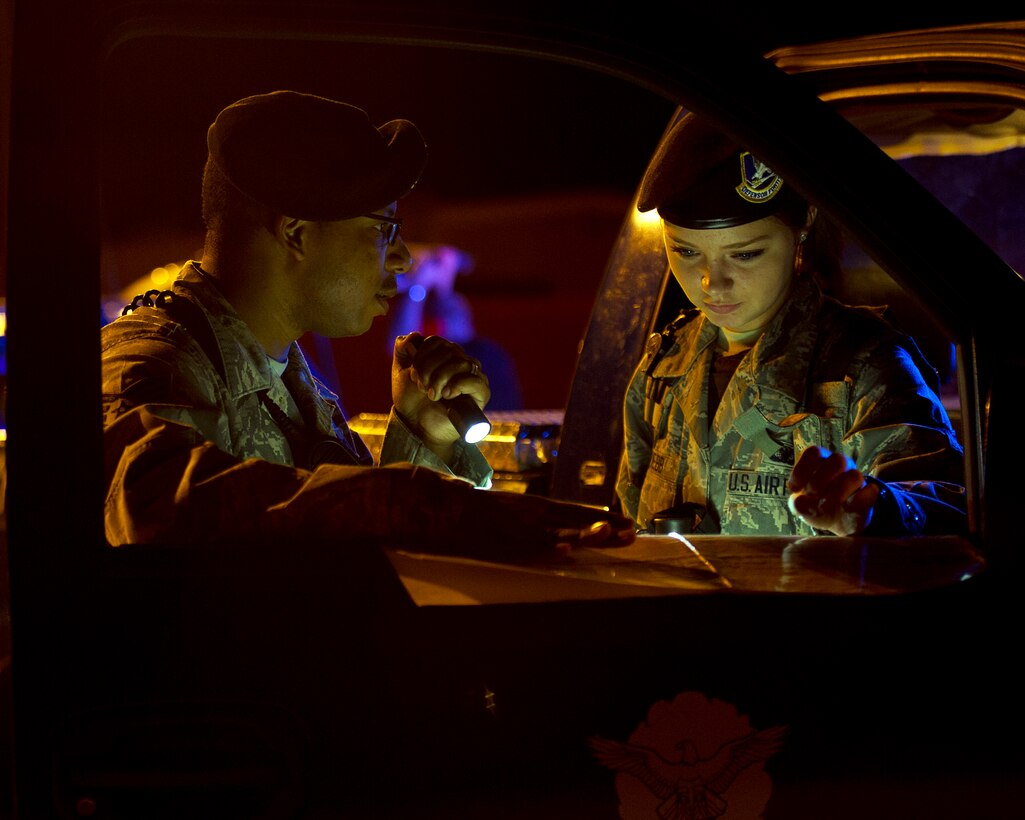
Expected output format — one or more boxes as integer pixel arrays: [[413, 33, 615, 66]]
[[787, 446, 880, 536], [392, 332, 490, 451], [452, 487, 637, 559], [373, 465, 637, 560]]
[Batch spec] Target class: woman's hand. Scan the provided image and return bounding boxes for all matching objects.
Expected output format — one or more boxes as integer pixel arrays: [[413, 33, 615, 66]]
[[787, 446, 881, 536]]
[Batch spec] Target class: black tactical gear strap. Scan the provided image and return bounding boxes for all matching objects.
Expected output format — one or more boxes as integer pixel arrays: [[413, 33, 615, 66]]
[[257, 390, 366, 470], [643, 310, 695, 426]]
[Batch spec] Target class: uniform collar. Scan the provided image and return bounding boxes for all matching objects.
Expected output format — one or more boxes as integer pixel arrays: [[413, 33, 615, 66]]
[[173, 262, 283, 399], [741, 276, 825, 406], [651, 277, 825, 401]]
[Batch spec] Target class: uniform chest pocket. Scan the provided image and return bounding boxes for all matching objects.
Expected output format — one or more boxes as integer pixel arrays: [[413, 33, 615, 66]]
[[785, 412, 847, 456], [789, 380, 850, 453]]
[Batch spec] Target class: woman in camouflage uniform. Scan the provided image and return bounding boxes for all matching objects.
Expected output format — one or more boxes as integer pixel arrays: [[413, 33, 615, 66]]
[[616, 114, 965, 537]]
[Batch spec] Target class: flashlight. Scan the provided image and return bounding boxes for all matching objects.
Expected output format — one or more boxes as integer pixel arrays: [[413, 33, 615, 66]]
[[407, 335, 491, 444], [446, 393, 491, 444]]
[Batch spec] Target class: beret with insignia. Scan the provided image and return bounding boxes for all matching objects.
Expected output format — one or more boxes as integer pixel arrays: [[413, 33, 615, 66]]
[[638, 112, 806, 229]]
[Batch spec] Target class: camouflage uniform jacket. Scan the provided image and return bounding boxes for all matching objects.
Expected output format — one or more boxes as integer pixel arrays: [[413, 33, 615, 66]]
[[102, 263, 492, 545], [616, 277, 966, 535]]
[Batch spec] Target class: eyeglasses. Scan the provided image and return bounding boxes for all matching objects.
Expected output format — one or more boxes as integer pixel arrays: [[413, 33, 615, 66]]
[[365, 212, 403, 246]]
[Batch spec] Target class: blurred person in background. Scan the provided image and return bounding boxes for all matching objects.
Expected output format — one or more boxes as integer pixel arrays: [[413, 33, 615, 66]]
[[390, 243, 524, 410]]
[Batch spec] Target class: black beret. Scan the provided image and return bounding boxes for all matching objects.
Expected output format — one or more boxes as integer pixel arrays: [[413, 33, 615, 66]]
[[637, 112, 804, 229], [207, 90, 428, 220]]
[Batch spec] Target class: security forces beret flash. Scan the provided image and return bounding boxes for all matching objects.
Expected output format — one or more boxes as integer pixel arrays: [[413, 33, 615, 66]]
[[637, 112, 804, 229], [207, 90, 428, 221]]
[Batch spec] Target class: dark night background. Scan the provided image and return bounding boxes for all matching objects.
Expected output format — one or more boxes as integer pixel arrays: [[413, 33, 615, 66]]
[[93, 4, 1021, 412]]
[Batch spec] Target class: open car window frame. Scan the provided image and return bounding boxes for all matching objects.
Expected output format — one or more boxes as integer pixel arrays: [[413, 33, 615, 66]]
[[7, 5, 1025, 816]]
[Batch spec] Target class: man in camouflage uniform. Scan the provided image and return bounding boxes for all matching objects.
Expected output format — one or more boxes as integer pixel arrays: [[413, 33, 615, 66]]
[[102, 91, 634, 552], [616, 113, 965, 537]]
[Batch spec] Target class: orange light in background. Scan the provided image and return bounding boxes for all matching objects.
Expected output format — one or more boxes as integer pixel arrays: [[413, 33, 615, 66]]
[[101, 262, 185, 323], [631, 205, 663, 233]]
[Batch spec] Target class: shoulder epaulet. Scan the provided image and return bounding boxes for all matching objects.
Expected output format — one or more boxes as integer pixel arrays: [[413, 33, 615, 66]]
[[120, 289, 175, 316], [121, 288, 226, 381]]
